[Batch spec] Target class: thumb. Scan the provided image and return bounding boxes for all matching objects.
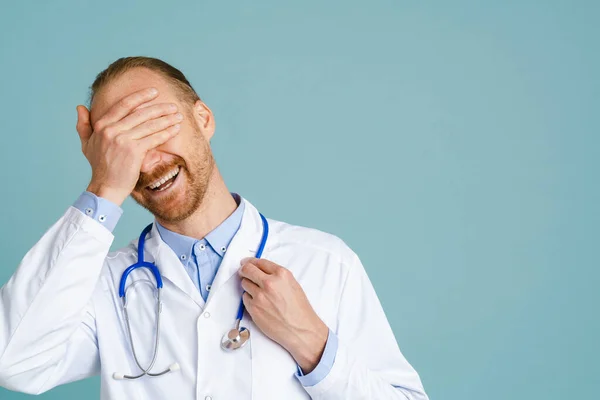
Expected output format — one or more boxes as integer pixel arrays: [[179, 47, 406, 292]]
[[76, 105, 93, 143]]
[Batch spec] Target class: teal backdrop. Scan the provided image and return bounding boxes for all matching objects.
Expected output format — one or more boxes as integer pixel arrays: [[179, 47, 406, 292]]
[[1, 1, 598, 399]]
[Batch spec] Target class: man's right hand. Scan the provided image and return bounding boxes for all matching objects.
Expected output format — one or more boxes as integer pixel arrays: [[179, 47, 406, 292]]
[[75, 87, 183, 206]]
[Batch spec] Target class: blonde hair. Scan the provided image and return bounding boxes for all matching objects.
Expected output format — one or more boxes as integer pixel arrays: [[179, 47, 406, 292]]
[[89, 56, 200, 107]]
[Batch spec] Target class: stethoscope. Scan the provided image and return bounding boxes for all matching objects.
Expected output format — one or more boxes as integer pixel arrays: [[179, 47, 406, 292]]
[[113, 213, 269, 380]]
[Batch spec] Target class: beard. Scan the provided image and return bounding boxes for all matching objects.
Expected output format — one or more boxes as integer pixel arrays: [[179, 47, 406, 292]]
[[130, 133, 215, 223]]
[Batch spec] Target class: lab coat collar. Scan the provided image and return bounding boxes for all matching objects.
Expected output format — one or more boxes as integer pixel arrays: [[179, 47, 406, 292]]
[[206, 197, 266, 305], [140, 196, 267, 309]]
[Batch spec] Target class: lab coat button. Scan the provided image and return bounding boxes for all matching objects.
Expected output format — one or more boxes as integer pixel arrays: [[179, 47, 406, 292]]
[[204, 311, 211, 318], [205, 396, 212, 400]]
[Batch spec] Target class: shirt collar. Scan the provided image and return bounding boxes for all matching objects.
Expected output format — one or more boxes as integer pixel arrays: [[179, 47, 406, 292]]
[[156, 193, 245, 263]]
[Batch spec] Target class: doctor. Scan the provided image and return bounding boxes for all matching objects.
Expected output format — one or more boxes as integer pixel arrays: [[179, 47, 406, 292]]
[[0, 56, 428, 399]]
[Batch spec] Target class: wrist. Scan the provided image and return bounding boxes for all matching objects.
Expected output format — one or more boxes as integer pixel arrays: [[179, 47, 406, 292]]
[[86, 182, 128, 206], [288, 321, 329, 374]]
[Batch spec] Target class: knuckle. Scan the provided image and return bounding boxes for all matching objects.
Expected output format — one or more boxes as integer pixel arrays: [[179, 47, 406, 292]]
[[158, 104, 172, 115], [146, 119, 162, 131], [157, 118, 170, 129], [280, 268, 291, 278], [140, 105, 158, 118], [113, 134, 126, 147], [263, 279, 274, 292], [254, 291, 266, 303], [103, 125, 117, 137], [241, 263, 251, 274], [92, 120, 104, 134], [119, 97, 134, 110], [129, 107, 144, 120]]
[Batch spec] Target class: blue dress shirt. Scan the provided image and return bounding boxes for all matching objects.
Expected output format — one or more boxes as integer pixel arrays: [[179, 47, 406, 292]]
[[155, 198, 245, 302], [73, 191, 337, 386]]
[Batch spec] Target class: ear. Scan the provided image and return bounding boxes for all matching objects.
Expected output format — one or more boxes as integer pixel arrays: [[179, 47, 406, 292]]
[[192, 100, 215, 141]]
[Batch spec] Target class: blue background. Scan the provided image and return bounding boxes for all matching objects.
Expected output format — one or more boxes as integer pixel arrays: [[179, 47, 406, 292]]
[[1, 1, 598, 399]]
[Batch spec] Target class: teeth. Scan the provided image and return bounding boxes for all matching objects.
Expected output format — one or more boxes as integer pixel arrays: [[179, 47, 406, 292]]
[[148, 167, 180, 189]]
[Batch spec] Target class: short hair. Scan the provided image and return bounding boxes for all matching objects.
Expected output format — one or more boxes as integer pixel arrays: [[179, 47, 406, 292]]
[[89, 56, 200, 107]]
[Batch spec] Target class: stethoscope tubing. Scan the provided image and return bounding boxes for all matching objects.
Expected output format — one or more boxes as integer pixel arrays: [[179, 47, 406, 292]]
[[116, 212, 269, 379], [235, 213, 269, 321]]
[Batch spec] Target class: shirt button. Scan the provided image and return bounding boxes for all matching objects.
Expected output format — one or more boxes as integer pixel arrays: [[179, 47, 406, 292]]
[[204, 312, 211, 319], [221, 246, 227, 252], [84, 208, 93, 216], [180, 254, 187, 260], [206, 284, 212, 291], [197, 243, 206, 251], [98, 215, 106, 223]]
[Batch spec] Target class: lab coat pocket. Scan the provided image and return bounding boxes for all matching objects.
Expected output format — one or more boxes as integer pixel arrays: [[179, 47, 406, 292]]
[[249, 319, 310, 399]]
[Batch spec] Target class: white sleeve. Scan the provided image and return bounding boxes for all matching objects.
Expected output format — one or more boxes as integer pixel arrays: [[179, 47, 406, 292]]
[[302, 253, 429, 400], [0, 206, 114, 394]]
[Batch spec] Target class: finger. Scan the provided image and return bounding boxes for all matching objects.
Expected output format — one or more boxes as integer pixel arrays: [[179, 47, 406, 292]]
[[241, 277, 260, 297], [95, 87, 159, 130], [238, 262, 269, 287], [75, 105, 92, 143], [117, 102, 179, 132], [243, 292, 253, 308], [137, 123, 181, 151], [125, 112, 184, 140], [243, 258, 279, 275]]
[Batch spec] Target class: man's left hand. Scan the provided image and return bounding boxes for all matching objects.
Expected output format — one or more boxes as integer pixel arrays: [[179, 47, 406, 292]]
[[238, 257, 328, 374]]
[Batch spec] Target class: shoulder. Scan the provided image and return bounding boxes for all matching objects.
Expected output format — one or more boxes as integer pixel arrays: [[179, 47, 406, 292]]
[[266, 217, 358, 267]]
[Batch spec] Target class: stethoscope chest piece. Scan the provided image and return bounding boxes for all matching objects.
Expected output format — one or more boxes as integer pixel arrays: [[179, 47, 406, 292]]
[[116, 212, 269, 380], [221, 326, 250, 351]]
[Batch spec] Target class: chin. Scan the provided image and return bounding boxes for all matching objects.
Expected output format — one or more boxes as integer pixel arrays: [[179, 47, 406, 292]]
[[133, 182, 202, 224]]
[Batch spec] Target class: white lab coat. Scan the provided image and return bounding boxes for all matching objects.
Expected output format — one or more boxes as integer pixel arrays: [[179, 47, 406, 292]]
[[0, 197, 428, 399]]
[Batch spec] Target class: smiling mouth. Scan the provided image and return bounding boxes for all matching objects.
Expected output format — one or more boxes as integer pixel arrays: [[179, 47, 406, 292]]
[[146, 166, 181, 192]]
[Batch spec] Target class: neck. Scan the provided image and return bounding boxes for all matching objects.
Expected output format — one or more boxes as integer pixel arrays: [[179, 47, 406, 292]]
[[155, 168, 238, 240]]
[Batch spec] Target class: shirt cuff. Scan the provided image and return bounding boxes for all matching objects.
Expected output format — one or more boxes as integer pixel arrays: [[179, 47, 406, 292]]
[[295, 328, 338, 387], [73, 191, 123, 232]]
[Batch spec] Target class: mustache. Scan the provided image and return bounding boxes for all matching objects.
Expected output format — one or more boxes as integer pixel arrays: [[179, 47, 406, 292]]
[[136, 163, 182, 189]]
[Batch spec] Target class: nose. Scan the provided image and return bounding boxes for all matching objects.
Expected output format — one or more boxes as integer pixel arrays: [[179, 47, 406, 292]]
[[140, 148, 162, 174]]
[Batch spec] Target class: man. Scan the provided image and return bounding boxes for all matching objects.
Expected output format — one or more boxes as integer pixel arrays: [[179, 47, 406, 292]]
[[0, 57, 428, 399]]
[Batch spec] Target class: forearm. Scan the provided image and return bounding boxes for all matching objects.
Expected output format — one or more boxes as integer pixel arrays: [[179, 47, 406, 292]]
[[0, 206, 113, 391]]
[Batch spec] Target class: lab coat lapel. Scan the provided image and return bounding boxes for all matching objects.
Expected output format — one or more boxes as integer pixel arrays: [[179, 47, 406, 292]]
[[142, 223, 205, 308], [207, 198, 266, 305]]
